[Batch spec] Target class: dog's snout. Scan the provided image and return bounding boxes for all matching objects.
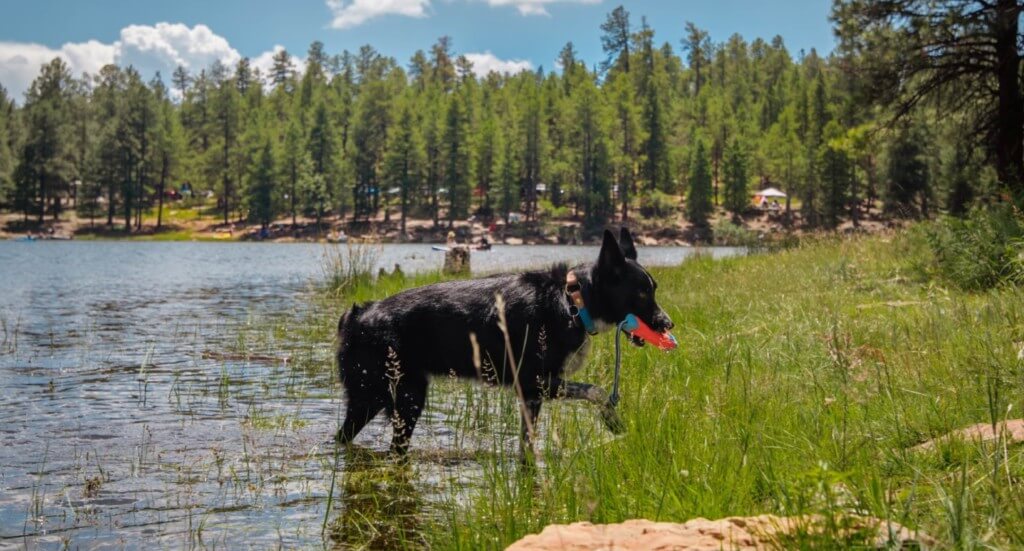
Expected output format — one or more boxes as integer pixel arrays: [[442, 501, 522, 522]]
[[654, 310, 673, 331]]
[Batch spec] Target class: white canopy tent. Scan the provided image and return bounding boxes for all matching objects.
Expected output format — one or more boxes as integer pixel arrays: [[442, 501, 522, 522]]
[[752, 187, 787, 198]]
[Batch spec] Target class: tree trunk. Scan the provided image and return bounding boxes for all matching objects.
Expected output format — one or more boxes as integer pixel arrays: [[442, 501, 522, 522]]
[[994, 0, 1024, 203], [865, 154, 876, 211], [223, 122, 230, 224], [850, 164, 859, 228], [290, 164, 297, 229], [222, 173, 230, 225], [157, 160, 167, 229], [712, 152, 720, 206], [432, 179, 439, 228], [621, 172, 630, 222], [401, 162, 408, 236], [135, 166, 143, 230], [38, 171, 45, 224], [124, 159, 133, 232], [317, 198, 323, 235], [107, 181, 115, 226]]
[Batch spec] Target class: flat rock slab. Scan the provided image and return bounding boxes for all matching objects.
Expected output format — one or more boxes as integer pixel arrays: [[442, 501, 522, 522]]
[[914, 419, 1024, 451], [506, 515, 931, 550]]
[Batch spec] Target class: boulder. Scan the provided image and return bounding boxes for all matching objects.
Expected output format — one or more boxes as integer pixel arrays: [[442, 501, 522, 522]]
[[506, 515, 932, 551], [913, 419, 1024, 451]]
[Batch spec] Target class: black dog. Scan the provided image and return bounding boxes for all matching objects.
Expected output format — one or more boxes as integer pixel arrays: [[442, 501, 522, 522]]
[[335, 227, 673, 455]]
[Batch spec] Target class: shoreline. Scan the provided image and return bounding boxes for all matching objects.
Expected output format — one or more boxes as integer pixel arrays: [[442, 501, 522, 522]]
[[0, 206, 903, 247]]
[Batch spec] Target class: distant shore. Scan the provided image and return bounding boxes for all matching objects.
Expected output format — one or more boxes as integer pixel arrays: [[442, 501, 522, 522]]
[[0, 201, 903, 247]]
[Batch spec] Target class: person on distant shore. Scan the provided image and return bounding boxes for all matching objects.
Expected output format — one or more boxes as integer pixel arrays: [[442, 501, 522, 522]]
[[446, 230, 456, 246], [476, 235, 491, 251]]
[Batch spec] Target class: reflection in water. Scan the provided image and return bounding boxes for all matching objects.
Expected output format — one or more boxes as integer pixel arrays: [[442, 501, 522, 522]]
[[330, 447, 427, 550]]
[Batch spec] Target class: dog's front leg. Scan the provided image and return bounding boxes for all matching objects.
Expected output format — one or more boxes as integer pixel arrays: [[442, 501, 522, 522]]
[[520, 398, 542, 462], [557, 381, 625, 434]]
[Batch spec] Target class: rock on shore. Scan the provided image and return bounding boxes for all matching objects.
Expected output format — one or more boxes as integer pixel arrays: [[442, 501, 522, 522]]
[[506, 515, 932, 550]]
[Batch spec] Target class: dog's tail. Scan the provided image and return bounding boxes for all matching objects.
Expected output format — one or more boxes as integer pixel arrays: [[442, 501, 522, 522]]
[[337, 303, 364, 341], [335, 304, 365, 385]]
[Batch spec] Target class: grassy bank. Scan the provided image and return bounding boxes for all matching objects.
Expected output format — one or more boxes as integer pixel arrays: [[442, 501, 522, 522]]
[[305, 231, 1024, 549]]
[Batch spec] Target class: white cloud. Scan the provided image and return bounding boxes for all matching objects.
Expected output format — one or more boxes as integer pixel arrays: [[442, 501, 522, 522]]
[[326, 0, 430, 29], [117, 23, 240, 79], [0, 40, 114, 100], [482, 0, 601, 17], [0, 23, 288, 102], [463, 51, 532, 76], [323, 0, 598, 28]]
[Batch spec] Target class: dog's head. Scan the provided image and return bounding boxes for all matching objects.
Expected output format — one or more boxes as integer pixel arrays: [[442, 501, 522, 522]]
[[592, 228, 674, 346]]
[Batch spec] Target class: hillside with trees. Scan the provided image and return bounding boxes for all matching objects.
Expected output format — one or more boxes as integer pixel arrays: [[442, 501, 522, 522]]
[[0, 2, 1018, 242]]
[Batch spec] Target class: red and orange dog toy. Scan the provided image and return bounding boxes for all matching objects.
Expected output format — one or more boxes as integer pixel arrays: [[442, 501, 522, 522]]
[[620, 313, 678, 351], [609, 314, 678, 407]]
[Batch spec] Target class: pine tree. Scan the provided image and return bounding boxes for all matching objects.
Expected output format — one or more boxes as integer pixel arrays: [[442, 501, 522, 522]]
[[443, 95, 471, 225], [819, 121, 852, 228], [423, 96, 443, 228], [885, 124, 930, 217], [87, 65, 126, 227], [495, 110, 521, 226], [636, 20, 671, 193], [520, 79, 544, 222], [17, 58, 75, 223], [687, 138, 713, 226], [0, 86, 16, 206], [600, 6, 632, 75], [723, 137, 749, 217], [383, 97, 423, 235], [152, 76, 185, 229], [307, 99, 338, 229], [271, 49, 295, 90], [607, 72, 640, 221], [280, 119, 309, 229], [352, 75, 390, 220], [122, 68, 158, 230], [209, 75, 240, 224], [247, 139, 277, 229], [683, 22, 711, 97], [474, 110, 498, 214], [573, 78, 612, 225]]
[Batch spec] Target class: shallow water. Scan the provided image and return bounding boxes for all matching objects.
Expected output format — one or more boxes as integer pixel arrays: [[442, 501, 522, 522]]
[[0, 241, 741, 548]]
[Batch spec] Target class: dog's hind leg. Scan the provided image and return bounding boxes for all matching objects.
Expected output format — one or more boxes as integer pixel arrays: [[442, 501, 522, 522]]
[[337, 399, 384, 444], [389, 377, 428, 456]]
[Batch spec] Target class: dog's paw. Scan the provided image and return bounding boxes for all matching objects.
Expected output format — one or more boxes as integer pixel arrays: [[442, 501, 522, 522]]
[[600, 406, 626, 434]]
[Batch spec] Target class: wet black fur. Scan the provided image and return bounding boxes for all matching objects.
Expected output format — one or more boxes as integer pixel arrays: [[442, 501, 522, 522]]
[[335, 228, 673, 454]]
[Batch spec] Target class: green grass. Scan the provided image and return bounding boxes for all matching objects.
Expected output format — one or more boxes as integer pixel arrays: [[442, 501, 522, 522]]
[[299, 233, 1024, 549]]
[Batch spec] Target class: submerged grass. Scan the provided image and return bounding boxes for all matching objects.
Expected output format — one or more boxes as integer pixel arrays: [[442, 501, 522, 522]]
[[289, 232, 1024, 549]]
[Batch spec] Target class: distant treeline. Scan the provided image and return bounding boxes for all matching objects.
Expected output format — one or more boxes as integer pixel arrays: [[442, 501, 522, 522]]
[[0, 1, 1020, 232]]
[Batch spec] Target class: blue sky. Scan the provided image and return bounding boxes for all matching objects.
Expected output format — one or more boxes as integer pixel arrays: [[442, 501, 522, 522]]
[[0, 0, 835, 101]]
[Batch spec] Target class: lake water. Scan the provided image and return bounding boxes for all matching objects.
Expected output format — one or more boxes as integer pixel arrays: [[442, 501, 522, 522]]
[[0, 241, 741, 548]]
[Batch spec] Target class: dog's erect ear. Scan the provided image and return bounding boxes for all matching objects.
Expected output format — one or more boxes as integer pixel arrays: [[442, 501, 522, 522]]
[[618, 227, 637, 261], [598, 229, 626, 273]]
